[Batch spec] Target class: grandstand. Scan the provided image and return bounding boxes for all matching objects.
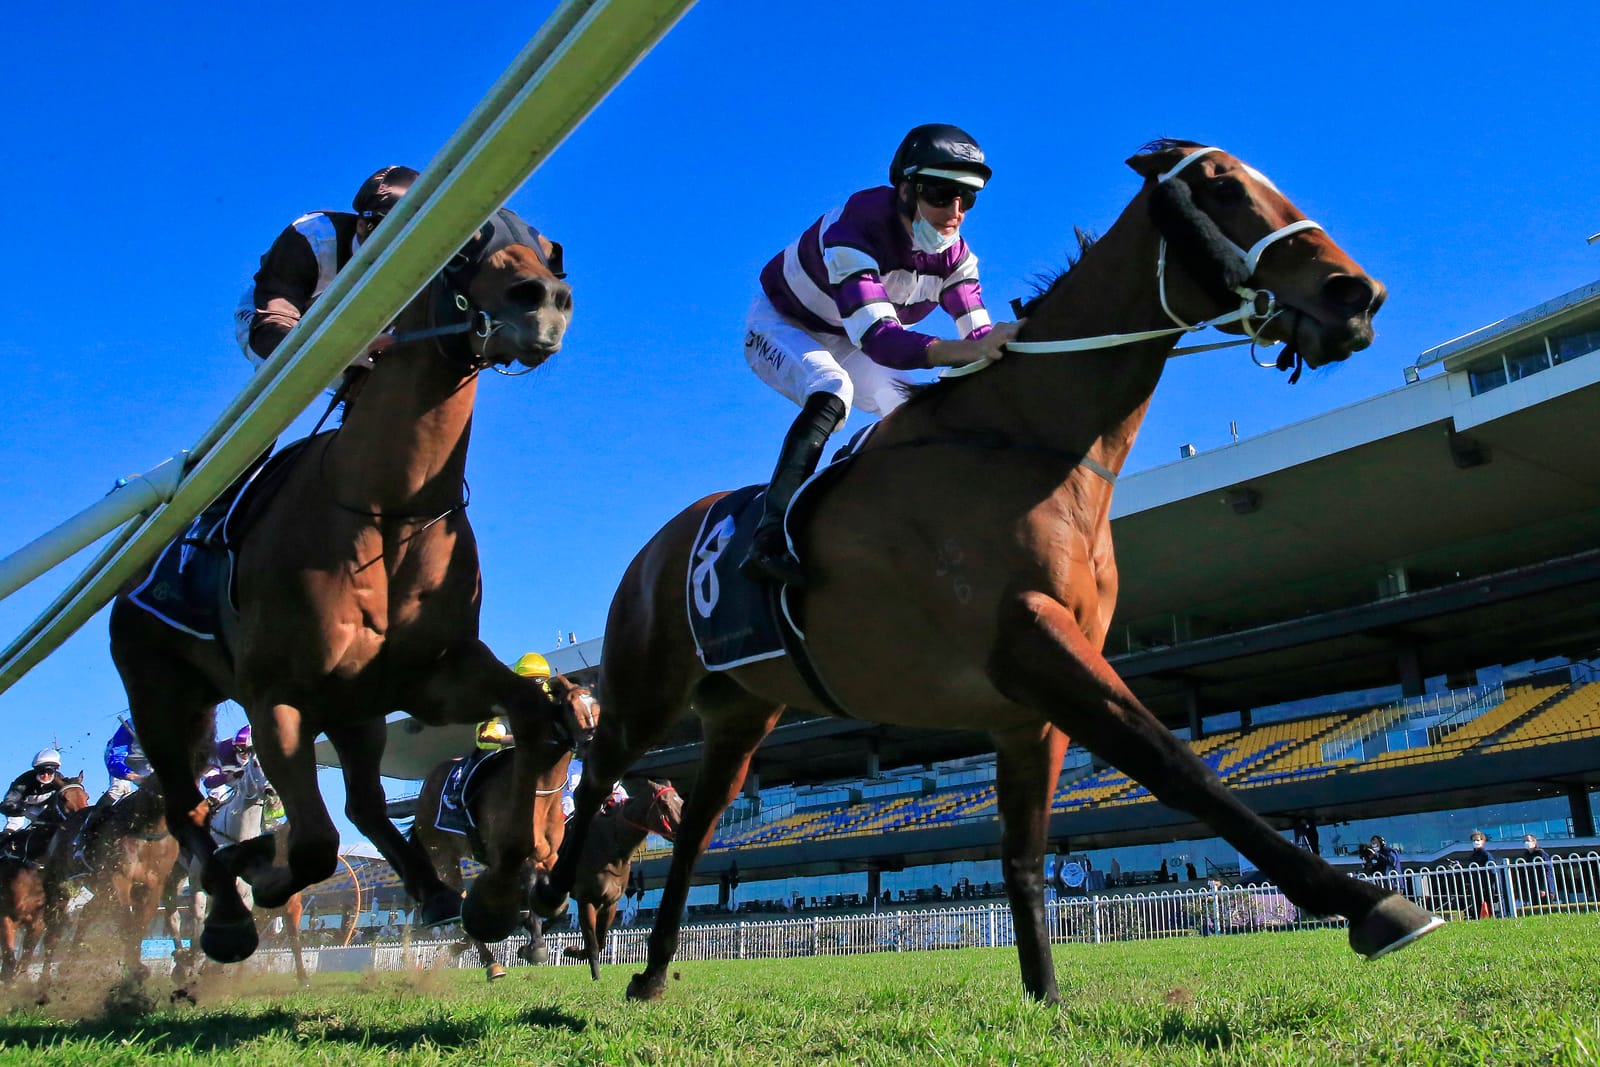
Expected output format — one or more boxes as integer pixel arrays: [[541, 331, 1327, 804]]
[[312, 276, 1600, 911]]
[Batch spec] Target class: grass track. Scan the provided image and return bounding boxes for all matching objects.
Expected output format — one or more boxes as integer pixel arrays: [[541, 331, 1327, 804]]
[[0, 914, 1596, 1065]]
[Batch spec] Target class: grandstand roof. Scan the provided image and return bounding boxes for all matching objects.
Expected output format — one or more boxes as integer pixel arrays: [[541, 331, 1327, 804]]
[[320, 279, 1600, 788]]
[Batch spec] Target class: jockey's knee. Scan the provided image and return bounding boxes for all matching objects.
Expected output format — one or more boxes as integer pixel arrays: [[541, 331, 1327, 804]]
[[809, 372, 853, 418]]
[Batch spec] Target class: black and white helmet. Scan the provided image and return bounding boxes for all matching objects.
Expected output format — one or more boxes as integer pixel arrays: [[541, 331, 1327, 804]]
[[888, 124, 991, 189], [352, 165, 419, 220]]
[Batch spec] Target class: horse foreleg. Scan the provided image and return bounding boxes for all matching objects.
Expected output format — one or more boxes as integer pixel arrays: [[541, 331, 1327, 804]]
[[326, 722, 460, 925], [990, 591, 1441, 957], [629, 700, 782, 1002], [239, 701, 338, 909], [991, 723, 1069, 1003], [0, 917, 15, 981]]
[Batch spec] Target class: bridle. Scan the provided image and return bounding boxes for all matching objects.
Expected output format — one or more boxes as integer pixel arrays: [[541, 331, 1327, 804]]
[[621, 784, 680, 840], [957, 146, 1324, 371]]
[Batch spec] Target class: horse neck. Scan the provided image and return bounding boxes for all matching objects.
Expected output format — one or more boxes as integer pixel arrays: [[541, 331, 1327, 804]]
[[934, 190, 1176, 481], [611, 804, 653, 855], [326, 287, 480, 512]]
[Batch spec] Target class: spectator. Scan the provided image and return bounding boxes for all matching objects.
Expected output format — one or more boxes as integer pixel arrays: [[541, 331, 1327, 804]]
[[1158, 858, 1170, 883], [1465, 831, 1497, 920], [1361, 835, 1401, 879], [1185, 861, 1198, 882], [1292, 817, 1320, 855], [1518, 833, 1558, 904]]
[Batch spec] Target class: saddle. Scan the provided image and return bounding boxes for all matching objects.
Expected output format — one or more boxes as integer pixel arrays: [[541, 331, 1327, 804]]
[[0, 821, 60, 863], [685, 426, 877, 715], [432, 748, 511, 859], [126, 438, 311, 644]]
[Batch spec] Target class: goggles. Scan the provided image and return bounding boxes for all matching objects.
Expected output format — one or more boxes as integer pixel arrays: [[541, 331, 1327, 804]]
[[915, 180, 979, 210]]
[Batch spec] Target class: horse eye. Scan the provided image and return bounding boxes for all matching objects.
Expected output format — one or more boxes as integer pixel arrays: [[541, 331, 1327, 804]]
[[1207, 177, 1248, 205]]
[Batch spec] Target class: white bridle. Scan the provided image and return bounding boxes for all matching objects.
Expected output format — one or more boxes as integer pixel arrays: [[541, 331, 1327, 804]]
[[948, 147, 1323, 376]]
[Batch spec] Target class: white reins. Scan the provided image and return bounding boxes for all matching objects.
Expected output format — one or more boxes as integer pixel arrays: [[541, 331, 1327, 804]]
[[945, 147, 1323, 378]]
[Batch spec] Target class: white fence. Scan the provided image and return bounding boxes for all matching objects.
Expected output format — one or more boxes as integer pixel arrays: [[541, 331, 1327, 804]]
[[178, 852, 1600, 976]]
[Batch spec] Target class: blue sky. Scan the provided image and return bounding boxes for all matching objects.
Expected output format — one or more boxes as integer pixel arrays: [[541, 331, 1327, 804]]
[[1, 2, 1597, 848]]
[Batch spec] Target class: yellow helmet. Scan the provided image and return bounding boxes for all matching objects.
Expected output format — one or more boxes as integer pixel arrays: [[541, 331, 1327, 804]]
[[512, 652, 551, 678]]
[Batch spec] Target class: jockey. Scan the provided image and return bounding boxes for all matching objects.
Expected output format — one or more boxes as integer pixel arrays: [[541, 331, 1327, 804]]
[[560, 759, 629, 820], [0, 749, 67, 855], [738, 123, 1022, 586], [464, 651, 548, 774], [71, 719, 152, 870], [202, 726, 256, 805], [234, 165, 420, 368]]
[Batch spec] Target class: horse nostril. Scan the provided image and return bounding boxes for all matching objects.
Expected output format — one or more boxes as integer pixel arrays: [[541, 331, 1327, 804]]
[[1322, 274, 1377, 316]]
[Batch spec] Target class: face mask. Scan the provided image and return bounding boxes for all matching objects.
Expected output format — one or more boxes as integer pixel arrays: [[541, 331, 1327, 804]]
[[911, 212, 959, 254]]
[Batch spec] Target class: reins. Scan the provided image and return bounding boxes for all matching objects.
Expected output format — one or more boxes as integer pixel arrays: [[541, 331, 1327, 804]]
[[949, 146, 1322, 382]]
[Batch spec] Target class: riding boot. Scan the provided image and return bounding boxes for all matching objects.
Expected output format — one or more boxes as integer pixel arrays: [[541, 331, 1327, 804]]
[[738, 392, 847, 588]]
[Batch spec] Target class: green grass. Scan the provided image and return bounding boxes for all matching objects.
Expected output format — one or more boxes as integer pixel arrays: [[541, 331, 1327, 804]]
[[0, 915, 1596, 1065]]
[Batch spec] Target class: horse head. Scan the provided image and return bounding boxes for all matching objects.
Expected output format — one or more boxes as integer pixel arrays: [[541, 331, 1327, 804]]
[[444, 208, 572, 369], [55, 773, 89, 816], [1126, 140, 1385, 370], [633, 780, 682, 842], [544, 673, 600, 750]]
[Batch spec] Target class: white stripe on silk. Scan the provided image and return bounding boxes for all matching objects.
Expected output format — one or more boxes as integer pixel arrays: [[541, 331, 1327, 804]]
[[824, 244, 880, 285], [781, 243, 844, 326], [954, 308, 991, 337], [843, 301, 898, 346], [290, 213, 341, 299]]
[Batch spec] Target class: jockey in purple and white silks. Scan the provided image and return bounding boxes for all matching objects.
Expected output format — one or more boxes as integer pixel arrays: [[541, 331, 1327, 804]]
[[739, 123, 1022, 587]]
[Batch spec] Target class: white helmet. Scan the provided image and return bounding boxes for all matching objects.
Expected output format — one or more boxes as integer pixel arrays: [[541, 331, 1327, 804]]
[[33, 748, 62, 769]]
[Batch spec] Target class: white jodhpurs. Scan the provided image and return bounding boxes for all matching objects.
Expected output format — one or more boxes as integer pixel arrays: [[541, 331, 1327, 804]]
[[742, 296, 911, 418]]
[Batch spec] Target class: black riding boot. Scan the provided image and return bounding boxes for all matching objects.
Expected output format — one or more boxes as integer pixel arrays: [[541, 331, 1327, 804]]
[[739, 392, 847, 588]]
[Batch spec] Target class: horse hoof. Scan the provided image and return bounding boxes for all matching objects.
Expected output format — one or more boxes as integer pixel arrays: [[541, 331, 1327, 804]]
[[562, 946, 589, 960], [626, 972, 666, 1001], [528, 881, 569, 919], [486, 964, 507, 982], [1349, 894, 1445, 959], [417, 890, 463, 927], [201, 918, 260, 964], [519, 942, 550, 966], [461, 885, 519, 943]]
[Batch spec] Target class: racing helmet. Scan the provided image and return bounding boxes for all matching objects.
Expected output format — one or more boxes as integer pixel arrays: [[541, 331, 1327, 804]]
[[233, 725, 253, 749], [352, 165, 419, 220], [33, 748, 62, 770], [888, 124, 991, 189], [512, 652, 552, 679]]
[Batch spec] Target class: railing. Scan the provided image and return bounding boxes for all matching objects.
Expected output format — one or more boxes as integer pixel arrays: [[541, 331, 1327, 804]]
[[134, 852, 1600, 976], [1320, 681, 1505, 763]]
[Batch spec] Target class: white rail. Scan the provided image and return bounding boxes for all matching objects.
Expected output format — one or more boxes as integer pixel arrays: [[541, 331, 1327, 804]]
[[0, 0, 696, 696]]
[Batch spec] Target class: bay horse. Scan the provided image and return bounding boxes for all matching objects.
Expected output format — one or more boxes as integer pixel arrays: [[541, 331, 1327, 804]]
[[36, 781, 180, 994], [108, 207, 587, 965], [409, 675, 595, 980], [560, 780, 681, 980], [540, 142, 1441, 1003], [0, 857, 45, 981]]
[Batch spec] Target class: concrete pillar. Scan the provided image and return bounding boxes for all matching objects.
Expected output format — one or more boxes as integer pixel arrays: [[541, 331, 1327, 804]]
[[867, 867, 881, 903], [1398, 645, 1424, 699], [1569, 784, 1596, 838], [743, 768, 760, 798], [867, 739, 880, 780], [1185, 688, 1204, 740]]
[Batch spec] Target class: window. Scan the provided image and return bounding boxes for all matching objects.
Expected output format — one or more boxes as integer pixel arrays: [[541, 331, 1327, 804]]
[[1554, 326, 1600, 364], [1504, 341, 1550, 382], [1466, 355, 1507, 396]]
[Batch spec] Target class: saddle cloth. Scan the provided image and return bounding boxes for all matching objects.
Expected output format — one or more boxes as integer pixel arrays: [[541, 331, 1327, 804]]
[[126, 439, 308, 642], [686, 424, 877, 698], [432, 748, 511, 838]]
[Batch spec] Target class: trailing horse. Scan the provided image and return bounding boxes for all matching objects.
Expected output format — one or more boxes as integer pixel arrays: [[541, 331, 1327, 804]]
[[109, 207, 590, 964], [36, 781, 179, 995], [408, 675, 594, 981], [0, 857, 45, 982], [539, 142, 1440, 1003], [560, 780, 681, 980]]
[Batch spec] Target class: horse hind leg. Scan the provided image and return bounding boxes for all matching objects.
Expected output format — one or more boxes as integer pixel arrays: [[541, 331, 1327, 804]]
[[628, 686, 782, 1002], [990, 591, 1441, 958]]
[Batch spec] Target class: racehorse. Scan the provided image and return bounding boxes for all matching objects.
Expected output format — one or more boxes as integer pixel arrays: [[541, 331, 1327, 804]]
[[0, 773, 89, 863], [0, 857, 45, 981], [408, 675, 595, 981], [539, 142, 1441, 1003], [165, 758, 309, 984], [36, 781, 180, 993], [107, 206, 589, 965], [560, 780, 681, 980]]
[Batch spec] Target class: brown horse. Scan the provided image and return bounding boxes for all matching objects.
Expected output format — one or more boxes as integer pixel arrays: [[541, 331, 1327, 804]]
[[37, 781, 180, 993], [108, 207, 586, 964], [165, 833, 309, 986], [0, 857, 45, 981], [409, 675, 595, 980], [540, 142, 1441, 1003], [560, 780, 681, 980]]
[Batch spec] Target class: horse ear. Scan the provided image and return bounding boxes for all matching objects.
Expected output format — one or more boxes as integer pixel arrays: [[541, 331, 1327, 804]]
[[1127, 146, 1186, 181], [540, 236, 565, 279]]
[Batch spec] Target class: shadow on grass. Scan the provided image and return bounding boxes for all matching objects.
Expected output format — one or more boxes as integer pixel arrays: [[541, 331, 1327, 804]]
[[0, 1003, 586, 1052]]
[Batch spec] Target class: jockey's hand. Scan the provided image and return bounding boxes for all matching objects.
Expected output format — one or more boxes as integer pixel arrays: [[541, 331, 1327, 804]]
[[926, 320, 1025, 368]]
